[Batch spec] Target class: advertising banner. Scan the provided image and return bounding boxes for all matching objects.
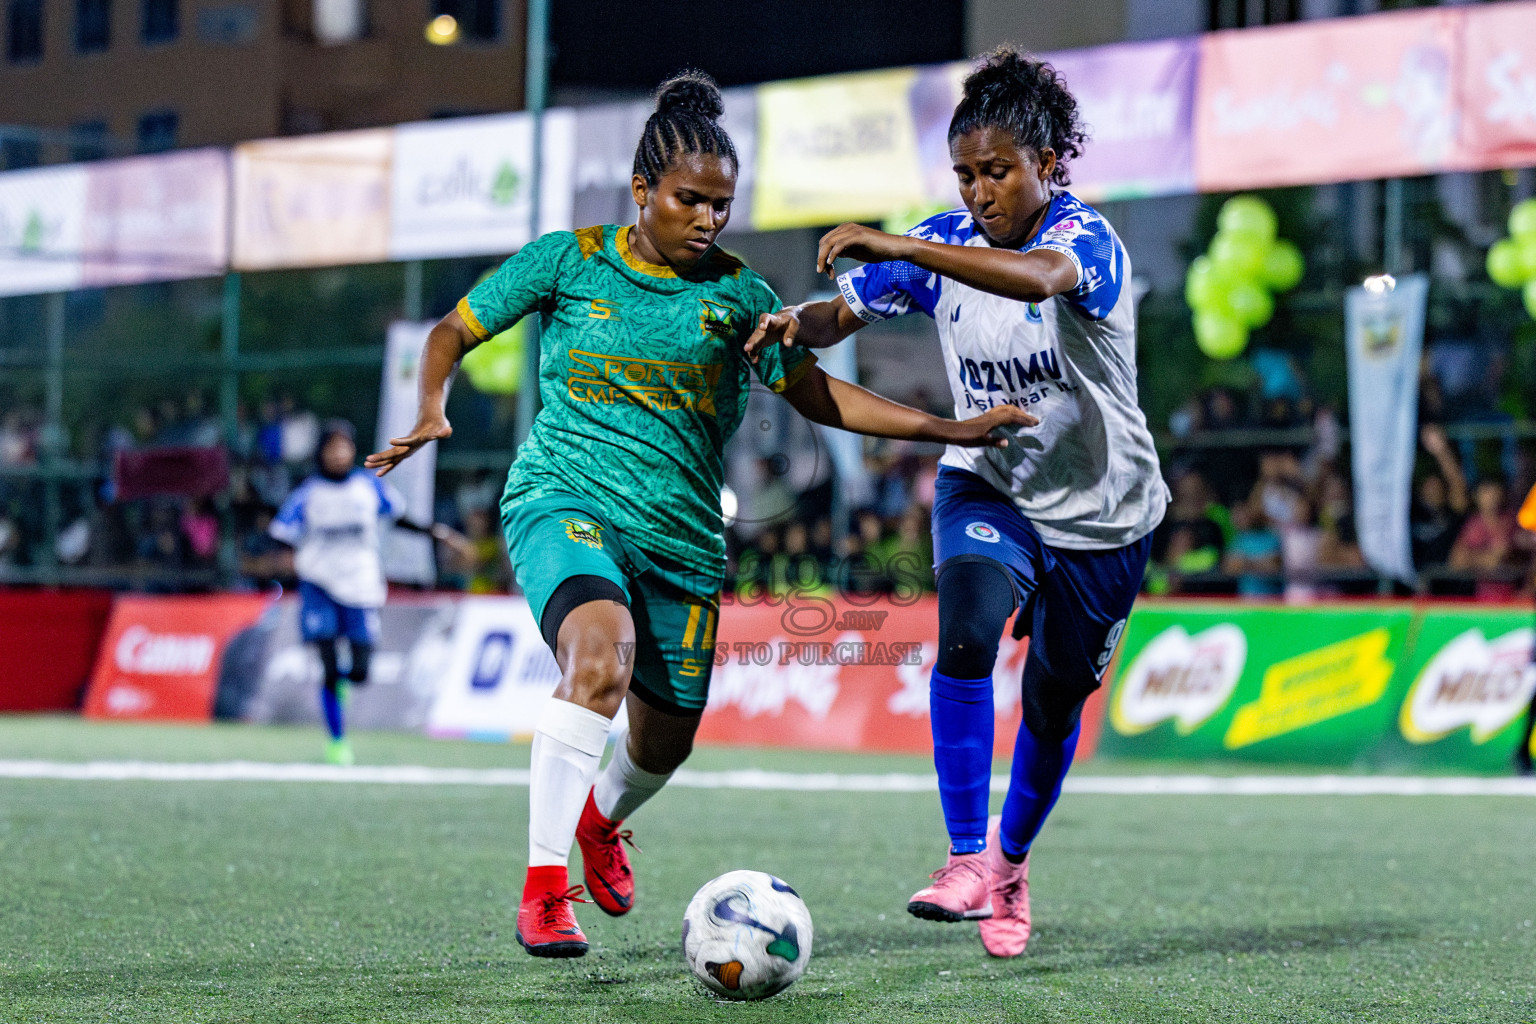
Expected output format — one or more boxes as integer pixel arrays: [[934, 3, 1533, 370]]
[[697, 594, 1026, 756], [1194, 9, 1469, 191], [81, 149, 229, 286], [753, 67, 928, 230], [571, 101, 654, 230], [1103, 603, 1415, 764], [388, 109, 576, 261], [232, 129, 392, 270], [0, 588, 113, 711], [83, 594, 272, 722], [425, 596, 563, 740], [377, 321, 440, 585], [571, 89, 757, 231], [1383, 608, 1536, 774], [1459, 1, 1536, 171], [235, 594, 454, 730], [1346, 274, 1427, 584], [0, 164, 87, 297], [1042, 38, 1199, 201]]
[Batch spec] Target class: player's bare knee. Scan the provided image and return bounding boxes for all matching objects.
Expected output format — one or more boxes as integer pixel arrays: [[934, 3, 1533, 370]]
[[560, 650, 631, 714]]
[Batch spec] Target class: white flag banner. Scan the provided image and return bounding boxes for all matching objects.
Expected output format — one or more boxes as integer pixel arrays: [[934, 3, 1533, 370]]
[[1345, 273, 1428, 584], [378, 321, 443, 585]]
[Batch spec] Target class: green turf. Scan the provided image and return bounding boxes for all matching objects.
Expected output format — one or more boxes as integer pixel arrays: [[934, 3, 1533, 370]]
[[1, 717, 1534, 1023]]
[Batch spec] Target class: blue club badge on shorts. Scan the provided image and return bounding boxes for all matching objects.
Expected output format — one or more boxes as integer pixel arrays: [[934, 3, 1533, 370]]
[[964, 521, 1001, 543]]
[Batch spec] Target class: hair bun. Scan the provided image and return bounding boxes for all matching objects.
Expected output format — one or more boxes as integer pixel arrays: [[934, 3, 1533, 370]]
[[963, 45, 1031, 98], [655, 70, 725, 120]]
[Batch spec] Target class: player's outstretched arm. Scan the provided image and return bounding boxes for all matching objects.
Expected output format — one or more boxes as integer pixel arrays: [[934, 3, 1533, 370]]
[[743, 297, 864, 363], [781, 365, 1037, 448], [817, 222, 1078, 304], [364, 309, 478, 477]]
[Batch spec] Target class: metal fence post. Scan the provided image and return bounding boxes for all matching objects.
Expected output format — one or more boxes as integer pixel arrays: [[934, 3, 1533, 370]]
[[218, 272, 241, 585]]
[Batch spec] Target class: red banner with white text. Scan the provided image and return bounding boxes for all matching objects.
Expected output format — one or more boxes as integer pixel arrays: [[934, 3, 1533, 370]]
[[696, 594, 1106, 759], [83, 594, 271, 722]]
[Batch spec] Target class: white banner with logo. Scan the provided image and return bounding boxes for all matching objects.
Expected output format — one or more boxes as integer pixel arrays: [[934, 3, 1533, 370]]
[[377, 321, 441, 585], [1346, 273, 1428, 584], [424, 596, 565, 739], [388, 109, 576, 260], [0, 164, 88, 296]]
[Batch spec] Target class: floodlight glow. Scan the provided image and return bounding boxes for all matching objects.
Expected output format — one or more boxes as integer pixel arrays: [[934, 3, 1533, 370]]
[[721, 485, 738, 527], [1362, 273, 1396, 295], [425, 14, 460, 45]]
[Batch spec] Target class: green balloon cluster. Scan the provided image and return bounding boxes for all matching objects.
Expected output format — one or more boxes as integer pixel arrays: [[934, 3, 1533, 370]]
[[1485, 199, 1536, 320], [1186, 195, 1304, 361]]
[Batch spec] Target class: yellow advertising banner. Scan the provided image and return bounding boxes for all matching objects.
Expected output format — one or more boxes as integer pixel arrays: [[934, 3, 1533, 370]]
[[232, 129, 392, 270], [752, 68, 928, 231]]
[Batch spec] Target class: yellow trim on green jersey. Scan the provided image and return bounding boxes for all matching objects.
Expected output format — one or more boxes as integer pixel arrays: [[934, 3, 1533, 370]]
[[574, 225, 605, 260], [615, 225, 677, 278], [456, 297, 492, 342], [768, 349, 818, 394]]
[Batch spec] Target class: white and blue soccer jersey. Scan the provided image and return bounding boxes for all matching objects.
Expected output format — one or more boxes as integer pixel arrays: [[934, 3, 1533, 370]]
[[269, 470, 403, 609], [837, 193, 1168, 550]]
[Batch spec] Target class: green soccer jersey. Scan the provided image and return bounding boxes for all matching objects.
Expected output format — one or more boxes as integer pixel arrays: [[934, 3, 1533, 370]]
[[459, 224, 816, 592]]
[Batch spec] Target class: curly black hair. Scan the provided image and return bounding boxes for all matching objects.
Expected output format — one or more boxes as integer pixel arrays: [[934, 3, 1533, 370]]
[[632, 70, 739, 188], [948, 46, 1088, 187]]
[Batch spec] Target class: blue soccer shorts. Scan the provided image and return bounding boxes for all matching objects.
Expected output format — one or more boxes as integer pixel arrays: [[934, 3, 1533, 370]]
[[930, 466, 1151, 692], [298, 581, 380, 644]]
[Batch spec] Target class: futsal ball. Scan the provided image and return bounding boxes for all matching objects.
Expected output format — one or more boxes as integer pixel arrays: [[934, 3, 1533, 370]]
[[682, 870, 813, 1000]]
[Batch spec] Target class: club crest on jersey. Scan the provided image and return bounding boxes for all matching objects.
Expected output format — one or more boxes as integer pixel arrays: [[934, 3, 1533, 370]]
[[965, 521, 1001, 543], [561, 518, 604, 549], [1025, 302, 1043, 323], [699, 299, 739, 341]]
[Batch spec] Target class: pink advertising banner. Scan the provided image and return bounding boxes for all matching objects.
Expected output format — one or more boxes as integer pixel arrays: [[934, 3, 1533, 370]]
[[82, 149, 228, 287], [1195, 9, 1472, 191], [1042, 38, 1198, 201], [1460, 1, 1536, 172]]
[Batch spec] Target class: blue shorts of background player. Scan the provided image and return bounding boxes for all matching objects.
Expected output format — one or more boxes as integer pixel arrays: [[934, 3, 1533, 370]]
[[299, 582, 378, 754], [299, 581, 380, 645], [926, 466, 1151, 863]]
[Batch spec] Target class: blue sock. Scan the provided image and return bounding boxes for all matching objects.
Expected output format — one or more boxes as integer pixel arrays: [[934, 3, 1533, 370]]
[[999, 720, 1080, 859], [320, 685, 344, 741], [929, 670, 994, 855]]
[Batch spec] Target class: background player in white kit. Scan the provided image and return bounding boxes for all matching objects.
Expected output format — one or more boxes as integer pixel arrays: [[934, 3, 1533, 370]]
[[746, 47, 1168, 957], [270, 420, 465, 765]]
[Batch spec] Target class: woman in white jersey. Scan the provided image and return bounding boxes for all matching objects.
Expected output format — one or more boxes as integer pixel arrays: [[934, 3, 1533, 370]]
[[746, 47, 1167, 958]]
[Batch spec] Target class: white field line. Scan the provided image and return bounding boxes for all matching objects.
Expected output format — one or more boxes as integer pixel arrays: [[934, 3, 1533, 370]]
[[1, 760, 1535, 796]]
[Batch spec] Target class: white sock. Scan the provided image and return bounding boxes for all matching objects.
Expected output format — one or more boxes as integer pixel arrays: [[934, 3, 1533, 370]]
[[592, 730, 673, 822], [528, 698, 612, 868]]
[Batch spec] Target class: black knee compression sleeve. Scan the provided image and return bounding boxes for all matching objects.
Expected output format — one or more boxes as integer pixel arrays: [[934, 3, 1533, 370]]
[[539, 575, 629, 652], [1020, 676, 1093, 744], [316, 639, 341, 689], [346, 641, 372, 684], [935, 558, 1019, 679]]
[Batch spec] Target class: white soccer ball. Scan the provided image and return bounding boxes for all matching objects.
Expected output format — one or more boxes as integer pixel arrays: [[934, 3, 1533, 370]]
[[682, 869, 813, 1001]]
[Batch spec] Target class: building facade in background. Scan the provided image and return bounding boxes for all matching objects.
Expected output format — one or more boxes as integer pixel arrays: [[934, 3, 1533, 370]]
[[1, 0, 524, 167]]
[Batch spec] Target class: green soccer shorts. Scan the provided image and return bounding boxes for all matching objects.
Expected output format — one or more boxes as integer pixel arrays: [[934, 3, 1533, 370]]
[[502, 494, 720, 714]]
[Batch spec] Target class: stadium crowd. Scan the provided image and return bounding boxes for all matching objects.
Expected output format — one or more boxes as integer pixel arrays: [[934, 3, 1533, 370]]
[[1, 361, 1532, 600]]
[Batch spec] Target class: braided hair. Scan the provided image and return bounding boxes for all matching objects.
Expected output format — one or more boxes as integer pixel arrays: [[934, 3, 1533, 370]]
[[633, 70, 738, 188], [948, 46, 1088, 187]]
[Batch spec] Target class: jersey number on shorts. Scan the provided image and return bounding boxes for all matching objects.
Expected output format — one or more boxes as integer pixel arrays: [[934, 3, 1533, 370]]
[[678, 602, 718, 678]]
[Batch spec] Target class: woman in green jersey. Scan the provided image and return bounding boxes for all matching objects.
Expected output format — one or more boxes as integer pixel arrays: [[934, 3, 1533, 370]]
[[367, 71, 1036, 958]]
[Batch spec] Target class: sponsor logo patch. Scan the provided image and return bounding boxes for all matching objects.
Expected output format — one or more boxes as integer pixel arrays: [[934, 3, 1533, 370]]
[[964, 521, 1001, 543]]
